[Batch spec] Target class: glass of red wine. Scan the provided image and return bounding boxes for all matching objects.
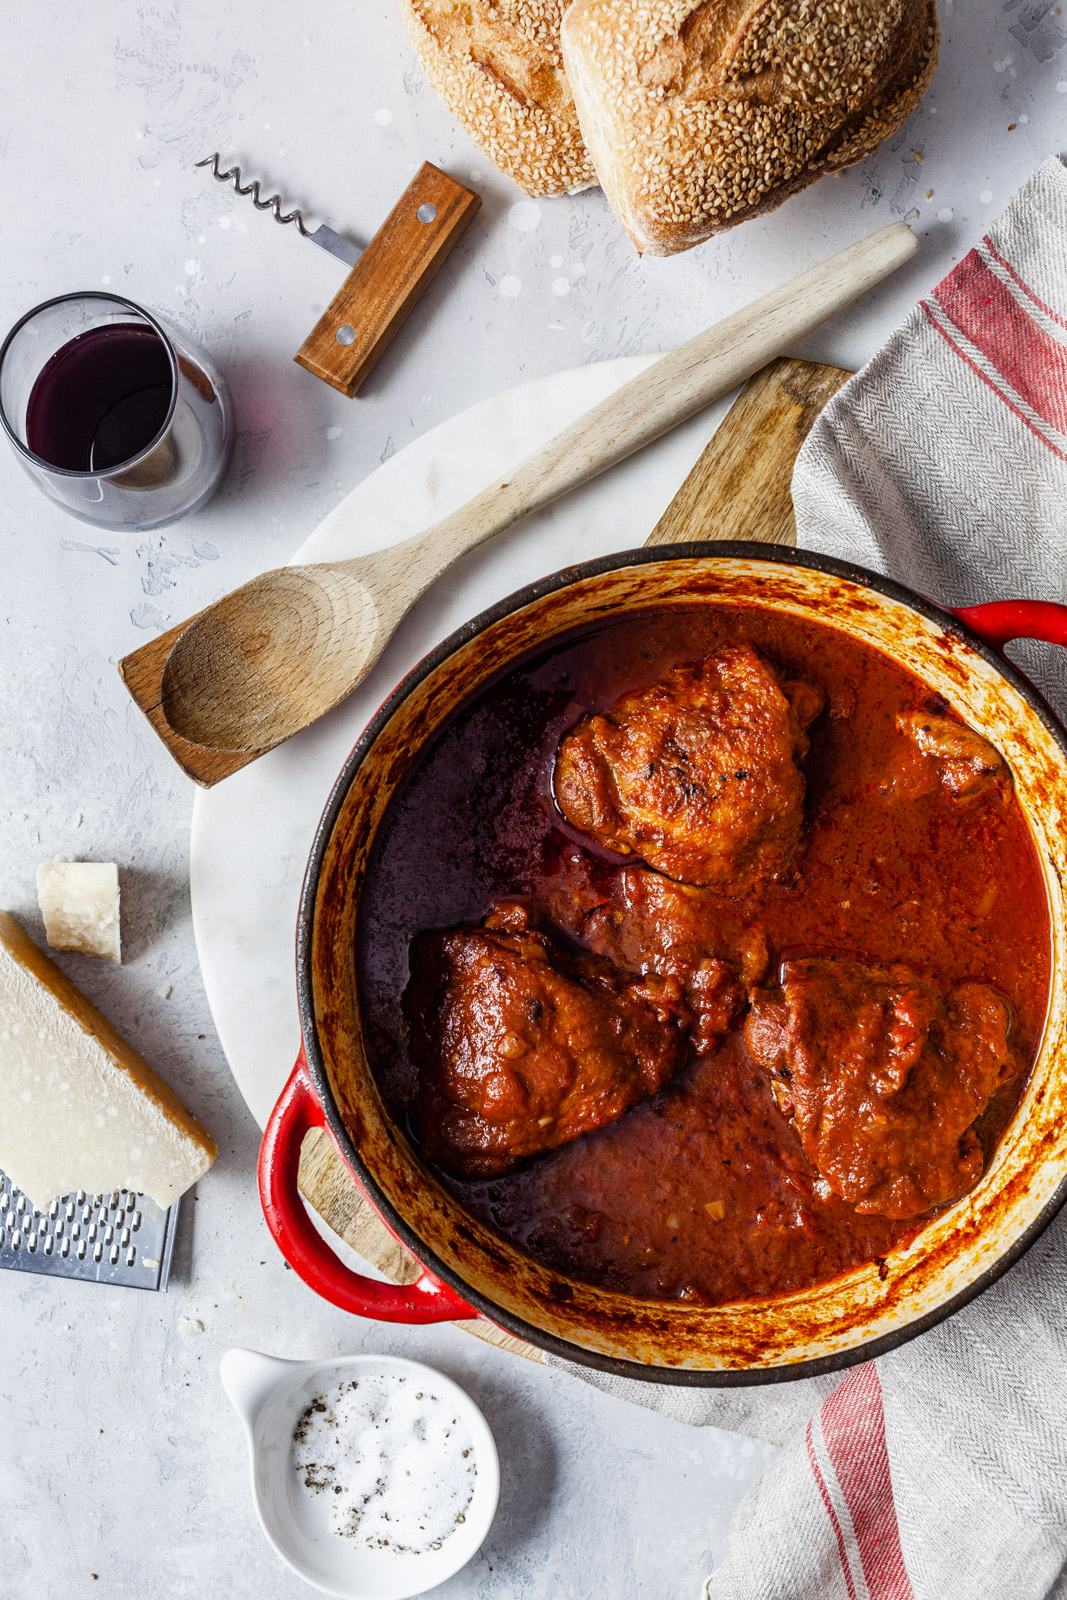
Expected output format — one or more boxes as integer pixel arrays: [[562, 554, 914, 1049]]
[[0, 292, 235, 531]]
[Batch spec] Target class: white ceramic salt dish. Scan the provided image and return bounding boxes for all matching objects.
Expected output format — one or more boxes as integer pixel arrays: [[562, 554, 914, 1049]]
[[221, 1348, 500, 1599]]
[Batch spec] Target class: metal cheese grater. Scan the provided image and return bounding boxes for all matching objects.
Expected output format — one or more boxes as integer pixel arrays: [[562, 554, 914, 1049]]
[[0, 1168, 177, 1290]]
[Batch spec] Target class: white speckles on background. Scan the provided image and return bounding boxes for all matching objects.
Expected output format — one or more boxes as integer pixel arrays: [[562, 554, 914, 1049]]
[[129, 600, 170, 629], [980, 189, 994, 203], [938, 207, 955, 223], [60, 537, 121, 565], [325, 425, 343, 441], [549, 254, 563, 269], [551, 278, 570, 297], [135, 534, 218, 598], [508, 200, 541, 232], [499, 275, 522, 299], [184, 259, 199, 276], [374, 107, 393, 126]]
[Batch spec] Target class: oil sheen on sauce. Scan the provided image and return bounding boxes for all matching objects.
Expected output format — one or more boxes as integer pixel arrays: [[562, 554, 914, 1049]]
[[357, 604, 1052, 1307]]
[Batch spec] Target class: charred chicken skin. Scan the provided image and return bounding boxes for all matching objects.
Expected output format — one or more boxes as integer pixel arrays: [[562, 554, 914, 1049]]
[[553, 644, 822, 893], [405, 902, 689, 1178], [745, 958, 1018, 1219]]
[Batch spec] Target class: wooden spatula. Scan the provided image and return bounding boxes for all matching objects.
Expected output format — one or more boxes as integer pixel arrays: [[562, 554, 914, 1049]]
[[646, 355, 851, 548], [119, 224, 907, 785]]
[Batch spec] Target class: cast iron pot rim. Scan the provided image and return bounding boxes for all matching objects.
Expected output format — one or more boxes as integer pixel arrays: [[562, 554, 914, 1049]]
[[295, 539, 1067, 1387]]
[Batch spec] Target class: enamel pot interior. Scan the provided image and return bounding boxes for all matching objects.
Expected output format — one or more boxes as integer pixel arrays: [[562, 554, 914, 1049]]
[[299, 544, 1067, 1382]]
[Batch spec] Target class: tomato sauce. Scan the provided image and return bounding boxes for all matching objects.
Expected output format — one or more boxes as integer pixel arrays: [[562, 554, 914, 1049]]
[[357, 604, 1051, 1305]]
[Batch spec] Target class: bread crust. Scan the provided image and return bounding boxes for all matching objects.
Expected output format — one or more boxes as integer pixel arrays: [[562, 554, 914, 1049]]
[[399, 0, 597, 197], [560, 0, 939, 254]]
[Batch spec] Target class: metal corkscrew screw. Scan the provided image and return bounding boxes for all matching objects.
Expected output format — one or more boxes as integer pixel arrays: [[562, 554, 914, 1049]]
[[195, 152, 359, 263], [195, 152, 313, 237]]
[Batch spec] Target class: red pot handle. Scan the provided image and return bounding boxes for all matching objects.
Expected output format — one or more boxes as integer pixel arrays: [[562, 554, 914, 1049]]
[[953, 599, 1067, 652], [258, 1050, 477, 1323]]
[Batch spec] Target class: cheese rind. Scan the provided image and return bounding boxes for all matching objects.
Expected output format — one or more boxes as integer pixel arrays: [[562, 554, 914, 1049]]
[[0, 911, 216, 1212], [37, 858, 121, 963]]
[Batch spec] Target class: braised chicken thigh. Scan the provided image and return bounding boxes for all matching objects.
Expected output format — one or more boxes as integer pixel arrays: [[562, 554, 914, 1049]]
[[405, 902, 688, 1178], [745, 959, 1019, 1219], [554, 644, 822, 892]]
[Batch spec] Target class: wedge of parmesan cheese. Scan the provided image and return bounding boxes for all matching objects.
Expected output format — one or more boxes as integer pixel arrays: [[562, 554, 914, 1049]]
[[37, 858, 121, 962], [0, 910, 216, 1212]]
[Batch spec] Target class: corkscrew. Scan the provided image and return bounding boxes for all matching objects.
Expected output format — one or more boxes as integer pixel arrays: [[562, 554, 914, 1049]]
[[195, 154, 361, 267], [195, 153, 481, 397]]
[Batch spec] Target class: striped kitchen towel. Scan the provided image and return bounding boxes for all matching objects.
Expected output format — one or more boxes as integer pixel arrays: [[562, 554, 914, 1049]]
[[705, 154, 1067, 1600]]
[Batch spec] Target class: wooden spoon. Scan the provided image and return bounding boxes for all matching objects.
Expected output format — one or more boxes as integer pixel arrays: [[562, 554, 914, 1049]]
[[120, 222, 915, 782]]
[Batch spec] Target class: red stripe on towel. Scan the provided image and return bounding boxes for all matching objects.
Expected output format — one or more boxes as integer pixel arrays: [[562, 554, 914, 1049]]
[[932, 247, 1067, 437], [805, 1418, 860, 1600], [921, 301, 1067, 464], [984, 236, 1067, 333], [821, 1366, 915, 1600]]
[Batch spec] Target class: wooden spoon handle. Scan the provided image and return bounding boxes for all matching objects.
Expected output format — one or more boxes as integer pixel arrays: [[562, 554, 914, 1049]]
[[406, 222, 913, 585]]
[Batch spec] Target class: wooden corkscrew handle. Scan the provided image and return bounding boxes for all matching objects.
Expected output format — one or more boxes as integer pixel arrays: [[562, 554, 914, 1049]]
[[294, 162, 481, 397]]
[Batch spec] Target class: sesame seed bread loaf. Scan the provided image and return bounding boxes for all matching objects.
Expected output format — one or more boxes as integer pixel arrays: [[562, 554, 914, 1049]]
[[559, 0, 939, 254], [398, 0, 597, 197]]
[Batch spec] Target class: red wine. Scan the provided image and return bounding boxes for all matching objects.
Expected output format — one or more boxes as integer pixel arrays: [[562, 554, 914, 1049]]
[[25, 323, 173, 472]]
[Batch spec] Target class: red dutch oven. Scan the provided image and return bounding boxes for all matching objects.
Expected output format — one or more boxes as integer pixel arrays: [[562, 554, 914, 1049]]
[[258, 543, 1067, 1385]]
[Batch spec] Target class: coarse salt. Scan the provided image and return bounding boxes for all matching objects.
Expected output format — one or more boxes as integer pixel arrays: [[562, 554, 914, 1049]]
[[291, 1373, 477, 1554]]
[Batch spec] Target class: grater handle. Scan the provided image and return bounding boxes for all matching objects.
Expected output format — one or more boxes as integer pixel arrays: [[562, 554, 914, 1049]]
[[293, 162, 481, 398], [258, 1049, 477, 1322]]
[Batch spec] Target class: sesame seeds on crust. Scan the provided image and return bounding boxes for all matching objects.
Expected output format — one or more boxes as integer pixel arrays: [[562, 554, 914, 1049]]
[[398, 0, 597, 197], [560, 0, 939, 254]]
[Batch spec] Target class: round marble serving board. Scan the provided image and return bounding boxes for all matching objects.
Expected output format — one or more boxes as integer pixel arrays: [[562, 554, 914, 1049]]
[[190, 354, 736, 1133]]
